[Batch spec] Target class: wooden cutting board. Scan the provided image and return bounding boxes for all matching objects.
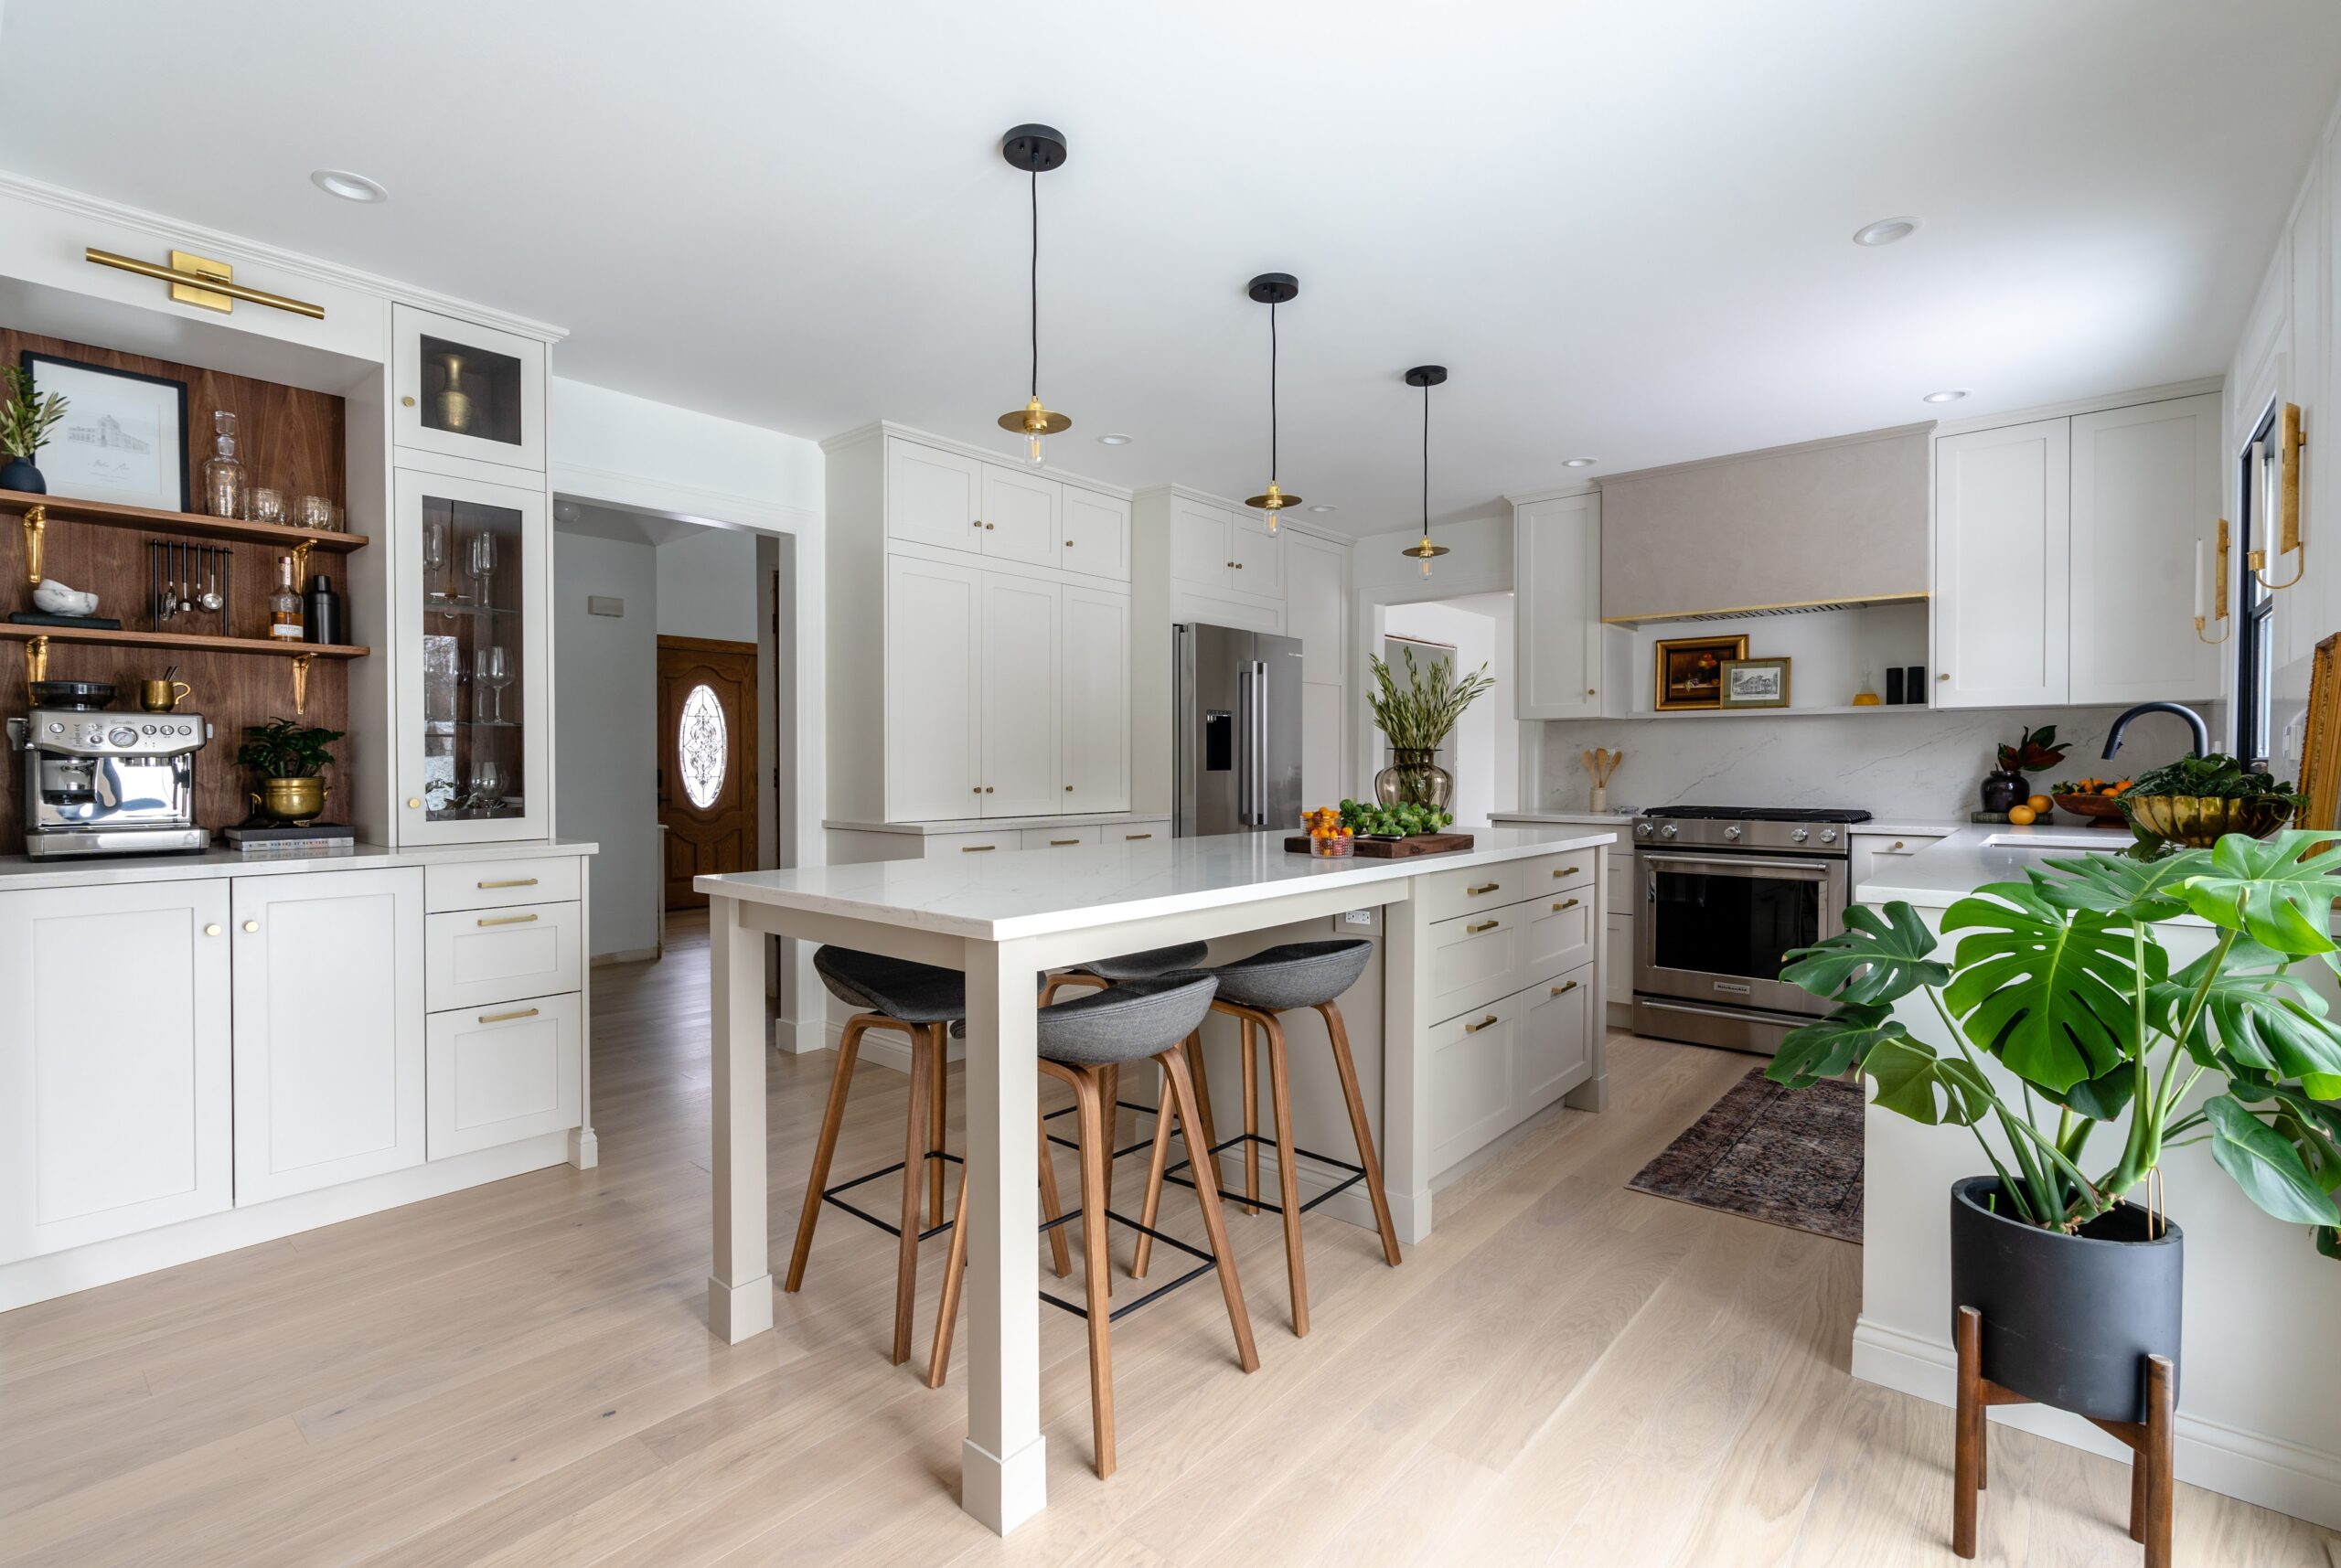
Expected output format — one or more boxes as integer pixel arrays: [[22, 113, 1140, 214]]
[[1283, 832, 1476, 859]]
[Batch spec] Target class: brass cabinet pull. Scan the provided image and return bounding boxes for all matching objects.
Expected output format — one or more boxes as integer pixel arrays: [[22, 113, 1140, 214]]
[[1552, 898, 1579, 912], [478, 877, 539, 889], [1463, 1013, 1500, 1034], [1550, 980, 1580, 997], [1125, 832, 1152, 840], [478, 1007, 540, 1025], [1555, 866, 1580, 877], [1467, 881, 1501, 896], [962, 844, 996, 852], [477, 912, 539, 926], [1465, 919, 1500, 934], [1050, 838, 1080, 847]]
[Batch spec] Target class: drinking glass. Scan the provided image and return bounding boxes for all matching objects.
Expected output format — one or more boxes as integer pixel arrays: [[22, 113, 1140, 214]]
[[297, 494, 337, 532], [422, 517, 448, 600], [475, 645, 512, 722], [470, 757, 505, 810], [468, 530, 498, 606], [249, 487, 287, 527]]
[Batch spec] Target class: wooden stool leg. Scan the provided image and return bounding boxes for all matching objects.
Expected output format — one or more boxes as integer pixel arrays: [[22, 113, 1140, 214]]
[[1241, 1018, 1261, 1215], [1038, 1115, 1072, 1278], [927, 1026, 949, 1230], [1319, 1001, 1402, 1267], [1100, 1063, 1120, 1221], [1183, 1031, 1221, 1196], [1130, 1069, 1181, 1280], [1162, 1048, 1258, 1373], [2143, 1354, 2175, 1568], [925, 1162, 970, 1389], [1072, 1068, 1117, 1478], [785, 1017, 867, 1292], [891, 1029, 933, 1365], [1263, 1013, 1309, 1338], [1953, 1305, 1982, 1559]]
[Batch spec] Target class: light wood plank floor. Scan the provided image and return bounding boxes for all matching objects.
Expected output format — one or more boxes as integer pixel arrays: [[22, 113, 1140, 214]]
[[2, 912, 2330, 1567]]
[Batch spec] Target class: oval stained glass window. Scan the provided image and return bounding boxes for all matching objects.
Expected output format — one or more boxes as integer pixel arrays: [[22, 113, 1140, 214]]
[[678, 683, 727, 809]]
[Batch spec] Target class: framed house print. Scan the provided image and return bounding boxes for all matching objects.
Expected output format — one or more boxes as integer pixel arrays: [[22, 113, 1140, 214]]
[[21, 353, 189, 512]]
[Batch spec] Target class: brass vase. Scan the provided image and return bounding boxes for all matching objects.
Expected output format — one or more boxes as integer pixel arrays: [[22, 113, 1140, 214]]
[[252, 776, 328, 824], [433, 352, 474, 432]]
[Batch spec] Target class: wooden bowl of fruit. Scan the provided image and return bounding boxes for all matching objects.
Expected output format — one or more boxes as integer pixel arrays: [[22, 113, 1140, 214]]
[[2050, 777, 2133, 824]]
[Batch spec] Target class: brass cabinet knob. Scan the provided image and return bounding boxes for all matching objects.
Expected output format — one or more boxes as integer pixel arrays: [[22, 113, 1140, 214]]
[[984, 785, 995, 794], [203, 923, 222, 937], [401, 395, 416, 407], [1064, 539, 1074, 548], [407, 797, 422, 808], [242, 920, 260, 933], [972, 785, 982, 794], [985, 522, 996, 530], [1064, 784, 1074, 791], [972, 518, 983, 528], [1587, 688, 1597, 696], [1939, 673, 1951, 681]]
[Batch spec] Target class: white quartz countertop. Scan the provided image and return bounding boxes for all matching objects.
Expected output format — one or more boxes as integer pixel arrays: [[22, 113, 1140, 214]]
[[700, 825, 1618, 942], [825, 811, 1168, 837], [1855, 822, 2141, 907], [0, 836, 596, 892]]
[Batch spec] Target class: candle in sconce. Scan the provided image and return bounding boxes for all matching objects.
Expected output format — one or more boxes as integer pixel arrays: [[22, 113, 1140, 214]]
[[2195, 539, 2206, 620]]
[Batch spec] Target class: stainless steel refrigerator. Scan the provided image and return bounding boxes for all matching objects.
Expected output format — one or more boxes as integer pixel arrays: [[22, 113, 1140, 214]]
[[1173, 622, 1304, 837]]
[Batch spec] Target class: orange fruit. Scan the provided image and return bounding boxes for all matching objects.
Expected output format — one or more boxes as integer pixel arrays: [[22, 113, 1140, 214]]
[[2008, 805, 2037, 826], [2027, 795, 2053, 815]]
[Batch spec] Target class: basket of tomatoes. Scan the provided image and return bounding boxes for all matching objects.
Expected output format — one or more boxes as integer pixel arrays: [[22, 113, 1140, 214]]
[[2048, 776, 2133, 823]]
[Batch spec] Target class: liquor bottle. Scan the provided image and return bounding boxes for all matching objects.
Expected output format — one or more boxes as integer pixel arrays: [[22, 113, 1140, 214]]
[[269, 554, 305, 641], [204, 411, 246, 519]]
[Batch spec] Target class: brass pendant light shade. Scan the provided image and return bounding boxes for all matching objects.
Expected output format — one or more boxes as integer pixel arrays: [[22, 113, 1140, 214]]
[[1245, 272, 1301, 531], [996, 123, 1071, 464], [1401, 365, 1449, 577]]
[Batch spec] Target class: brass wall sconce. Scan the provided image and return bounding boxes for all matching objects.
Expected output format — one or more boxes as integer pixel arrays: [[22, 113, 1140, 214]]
[[2250, 402, 2306, 591], [84, 247, 326, 320], [2196, 517, 2232, 645]]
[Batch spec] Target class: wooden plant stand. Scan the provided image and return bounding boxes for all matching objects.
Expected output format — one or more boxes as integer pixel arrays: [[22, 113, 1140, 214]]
[[1954, 1305, 2175, 1565]]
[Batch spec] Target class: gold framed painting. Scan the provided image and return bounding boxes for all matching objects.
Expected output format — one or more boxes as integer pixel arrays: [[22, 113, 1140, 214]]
[[2301, 631, 2341, 836], [1719, 656, 1791, 709], [1652, 635, 1748, 710]]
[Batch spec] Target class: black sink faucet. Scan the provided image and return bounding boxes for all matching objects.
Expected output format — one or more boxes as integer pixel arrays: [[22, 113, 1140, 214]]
[[2102, 702, 2210, 761]]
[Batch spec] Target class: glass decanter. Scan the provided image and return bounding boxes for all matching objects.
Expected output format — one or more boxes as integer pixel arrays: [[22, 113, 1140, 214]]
[[203, 411, 246, 519]]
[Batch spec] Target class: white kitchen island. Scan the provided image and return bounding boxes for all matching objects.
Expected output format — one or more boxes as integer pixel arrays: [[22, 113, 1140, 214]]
[[697, 823, 1614, 1533]]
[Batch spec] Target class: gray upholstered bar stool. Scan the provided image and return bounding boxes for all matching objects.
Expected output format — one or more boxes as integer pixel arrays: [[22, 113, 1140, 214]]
[[1039, 942, 1221, 1221], [1136, 938, 1402, 1338], [927, 973, 1259, 1479], [785, 945, 1071, 1367]]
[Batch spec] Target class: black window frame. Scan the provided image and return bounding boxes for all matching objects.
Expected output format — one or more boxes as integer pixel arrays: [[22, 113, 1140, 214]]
[[2236, 400, 2280, 772]]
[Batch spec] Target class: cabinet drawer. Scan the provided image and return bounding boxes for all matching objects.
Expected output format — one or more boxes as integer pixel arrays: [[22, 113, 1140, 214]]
[[1022, 826, 1101, 849], [1865, 832, 1943, 859], [426, 901, 583, 1010], [1519, 892, 1595, 982], [1416, 850, 1596, 924], [1426, 906, 1523, 1025], [1519, 968, 1595, 1109], [427, 991, 583, 1159], [425, 856, 582, 912], [926, 829, 1021, 859], [1427, 992, 1519, 1175]]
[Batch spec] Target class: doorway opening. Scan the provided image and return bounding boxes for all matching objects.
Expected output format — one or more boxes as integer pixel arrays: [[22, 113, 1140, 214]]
[[658, 635, 757, 909], [1375, 594, 1520, 825]]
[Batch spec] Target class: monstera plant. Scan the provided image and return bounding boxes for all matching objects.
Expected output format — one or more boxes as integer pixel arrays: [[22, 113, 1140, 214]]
[[1768, 831, 2341, 1254]]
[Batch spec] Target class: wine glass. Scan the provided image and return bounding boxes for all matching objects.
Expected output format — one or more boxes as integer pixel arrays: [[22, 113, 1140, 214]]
[[470, 757, 505, 812], [422, 517, 448, 600], [468, 530, 498, 607], [475, 645, 513, 723]]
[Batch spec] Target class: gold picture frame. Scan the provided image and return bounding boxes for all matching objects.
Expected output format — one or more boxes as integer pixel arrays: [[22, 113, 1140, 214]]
[[1718, 656, 1791, 709], [1652, 635, 1748, 710], [2300, 631, 2341, 836]]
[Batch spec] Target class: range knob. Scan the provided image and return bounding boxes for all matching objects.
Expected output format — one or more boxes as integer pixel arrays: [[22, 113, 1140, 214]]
[[1724, 825, 1743, 841], [1659, 823, 1680, 839], [1633, 821, 1652, 838], [1821, 827, 1840, 844], [109, 726, 137, 747], [1790, 827, 1810, 843]]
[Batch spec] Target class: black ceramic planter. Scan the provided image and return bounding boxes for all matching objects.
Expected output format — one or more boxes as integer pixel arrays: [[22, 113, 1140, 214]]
[[0, 455, 44, 494], [1979, 770, 2027, 814], [1948, 1175, 2182, 1424]]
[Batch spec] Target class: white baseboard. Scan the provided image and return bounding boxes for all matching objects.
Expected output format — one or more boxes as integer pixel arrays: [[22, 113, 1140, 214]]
[[1852, 1316, 2341, 1531], [589, 946, 661, 966], [0, 1131, 575, 1312]]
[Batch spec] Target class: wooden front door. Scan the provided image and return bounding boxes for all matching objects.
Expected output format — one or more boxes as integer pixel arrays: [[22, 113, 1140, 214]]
[[657, 636, 757, 909]]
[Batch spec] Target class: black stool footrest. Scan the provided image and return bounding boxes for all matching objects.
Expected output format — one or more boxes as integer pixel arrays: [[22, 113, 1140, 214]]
[[1159, 1133, 1366, 1218], [819, 1149, 963, 1243], [1035, 1207, 1221, 1325]]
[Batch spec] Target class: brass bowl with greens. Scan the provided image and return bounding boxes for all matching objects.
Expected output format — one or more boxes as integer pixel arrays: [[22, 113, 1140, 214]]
[[2121, 755, 2302, 848]]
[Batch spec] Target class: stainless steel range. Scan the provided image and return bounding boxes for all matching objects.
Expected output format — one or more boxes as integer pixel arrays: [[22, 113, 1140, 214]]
[[1630, 805, 1872, 1056]]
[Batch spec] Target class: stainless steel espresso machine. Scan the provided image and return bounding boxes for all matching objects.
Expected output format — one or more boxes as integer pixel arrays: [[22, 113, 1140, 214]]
[[8, 685, 212, 858]]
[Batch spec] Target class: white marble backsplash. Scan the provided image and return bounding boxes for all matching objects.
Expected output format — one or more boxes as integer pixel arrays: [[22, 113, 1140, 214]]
[[1534, 705, 2217, 820]]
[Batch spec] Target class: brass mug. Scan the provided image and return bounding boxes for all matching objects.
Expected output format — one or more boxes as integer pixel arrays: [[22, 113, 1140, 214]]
[[140, 678, 193, 712]]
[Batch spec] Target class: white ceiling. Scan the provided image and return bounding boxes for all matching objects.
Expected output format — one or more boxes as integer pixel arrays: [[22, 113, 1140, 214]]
[[6, 2, 2341, 536], [552, 500, 717, 550]]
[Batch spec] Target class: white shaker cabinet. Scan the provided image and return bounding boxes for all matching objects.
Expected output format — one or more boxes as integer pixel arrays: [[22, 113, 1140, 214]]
[[887, 437, 986, 553], [1061, 487, 1131, 583], [979, 572, 1064, 816], [1060, 584, 1132, 812], [978, 464, 1064, 570], [1513, 491, 1609, 720], [885, 554, 987, 819], [1932, 417, 2071, 709], [0, 880, 233, 1264], [231, 868, 426, 1205], [2068, 393, 2223, 705]]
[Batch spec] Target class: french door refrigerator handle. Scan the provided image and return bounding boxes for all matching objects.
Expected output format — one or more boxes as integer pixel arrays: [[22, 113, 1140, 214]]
[[1235, 663, 1255, 826], [1252, 659, 1269, 824]]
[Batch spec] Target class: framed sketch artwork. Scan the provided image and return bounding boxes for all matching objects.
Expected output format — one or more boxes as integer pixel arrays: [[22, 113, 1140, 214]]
[[20, 353, 189, 512], [1719, 656, 1792, 709]]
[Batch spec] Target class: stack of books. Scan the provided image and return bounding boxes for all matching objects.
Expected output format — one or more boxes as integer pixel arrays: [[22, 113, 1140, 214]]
[[223, 823, 358, 857]]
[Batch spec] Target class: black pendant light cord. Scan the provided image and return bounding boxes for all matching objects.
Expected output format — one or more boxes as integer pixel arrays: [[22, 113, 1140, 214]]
[[1029, 169, 1040, 400], [1421, 377, 1431, 531], [1269, 301, 1280, 480]]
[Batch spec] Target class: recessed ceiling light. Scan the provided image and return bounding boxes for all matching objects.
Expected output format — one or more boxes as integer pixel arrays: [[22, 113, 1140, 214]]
[[1853, 216, 1918, 247], [1922, 389, 1968, 404], [1562, 457, 1597, 468], [311, 168, 388, 204], [1309, 504, 1337, 513], [1096, 432, 1132, 446]]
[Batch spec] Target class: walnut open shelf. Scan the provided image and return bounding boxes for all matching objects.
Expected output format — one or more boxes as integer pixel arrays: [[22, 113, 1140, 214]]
[[0, 624, 369, 659], [2, 490, 370, 554]]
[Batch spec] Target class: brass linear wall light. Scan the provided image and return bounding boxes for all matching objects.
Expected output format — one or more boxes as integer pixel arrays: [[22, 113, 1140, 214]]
[[85, 247, 326, 320]]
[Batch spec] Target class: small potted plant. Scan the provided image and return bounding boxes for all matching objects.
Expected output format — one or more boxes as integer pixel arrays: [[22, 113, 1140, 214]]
[[234, 717, 345, 824], [2119, 753, 2303, 848], [1983, 723, 2068, 814], [1769, 833, 2341, 1553], [1366, 645, 1494, 810], [0, 365, 68, 495]]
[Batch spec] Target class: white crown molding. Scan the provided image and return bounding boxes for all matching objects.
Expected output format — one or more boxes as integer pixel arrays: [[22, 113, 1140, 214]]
[[1927, 376, 2225, 437], [0, 168, 569, 343], [1502, 479, 1601, 507], [819, 419, 1133, 499]]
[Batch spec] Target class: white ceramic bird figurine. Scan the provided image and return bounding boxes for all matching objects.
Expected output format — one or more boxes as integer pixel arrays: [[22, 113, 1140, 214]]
[[32, 578, 98, 617]]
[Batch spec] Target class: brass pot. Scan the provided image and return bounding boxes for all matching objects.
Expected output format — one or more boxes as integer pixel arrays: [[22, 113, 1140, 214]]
[[251, 776, 329, 824], [2122, 793, 2293, 847]]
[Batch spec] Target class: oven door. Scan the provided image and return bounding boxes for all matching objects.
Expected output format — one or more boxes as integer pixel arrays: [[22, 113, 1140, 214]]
[[1634, 850, 1845, 1017]]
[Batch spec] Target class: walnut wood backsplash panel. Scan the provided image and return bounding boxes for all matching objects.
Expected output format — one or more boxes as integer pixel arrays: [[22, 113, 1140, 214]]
[[1, 329, 356, 852]]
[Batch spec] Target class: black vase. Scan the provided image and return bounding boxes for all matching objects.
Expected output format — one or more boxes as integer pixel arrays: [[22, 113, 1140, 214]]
[[1979, 770, 2026, 814], [1948, 1175, 2182, 1424], [0, 455, 44, 495]]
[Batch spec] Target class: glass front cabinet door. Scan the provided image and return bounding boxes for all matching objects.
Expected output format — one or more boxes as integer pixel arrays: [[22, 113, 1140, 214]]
[[393, 468, 550, 844], [392, 304, 546, 472]]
